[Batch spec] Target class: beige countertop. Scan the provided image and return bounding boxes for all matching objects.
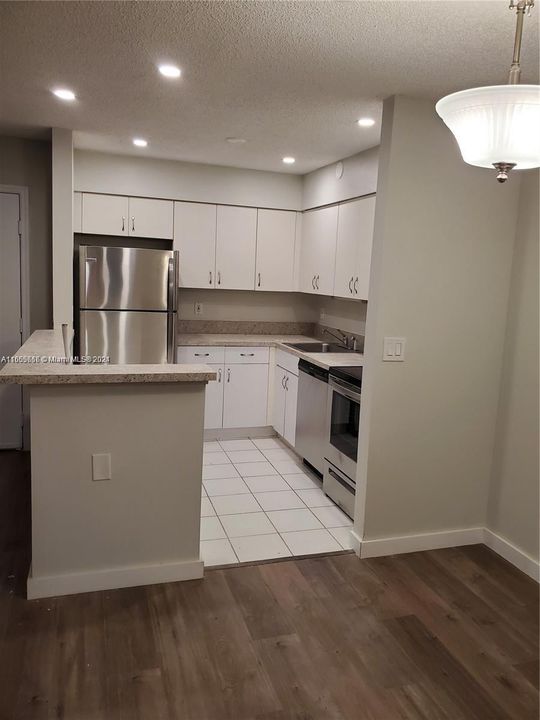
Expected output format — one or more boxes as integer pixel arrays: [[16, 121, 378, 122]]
[[0, 330, 216, 385], [177, 333, 364, 371]]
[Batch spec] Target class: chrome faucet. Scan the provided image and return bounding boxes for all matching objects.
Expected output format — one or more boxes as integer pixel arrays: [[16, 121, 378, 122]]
[[323, 327, 353, 349]]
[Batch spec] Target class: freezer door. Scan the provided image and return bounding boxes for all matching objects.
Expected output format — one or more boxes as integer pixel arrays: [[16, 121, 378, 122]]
[[80, 246, 178, 311], [80, 310, 172, 364]]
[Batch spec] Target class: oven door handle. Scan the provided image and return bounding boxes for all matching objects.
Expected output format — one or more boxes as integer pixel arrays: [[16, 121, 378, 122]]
[[329, 378, 361, 404]]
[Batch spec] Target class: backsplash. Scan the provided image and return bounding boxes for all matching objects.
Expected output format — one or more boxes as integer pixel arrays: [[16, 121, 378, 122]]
[[178, 320, 317, 336]]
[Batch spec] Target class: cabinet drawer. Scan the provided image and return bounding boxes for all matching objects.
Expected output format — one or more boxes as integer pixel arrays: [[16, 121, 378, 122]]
[[276, 349, 299, 376], [225, 346, 269, 364], [177, 346, 225, 364]]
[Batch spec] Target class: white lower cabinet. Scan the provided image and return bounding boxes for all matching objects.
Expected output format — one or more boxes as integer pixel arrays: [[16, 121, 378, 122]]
[[223, 363, 269, 429], [272, 356, 299, 447], [204, 364, 224, 429]]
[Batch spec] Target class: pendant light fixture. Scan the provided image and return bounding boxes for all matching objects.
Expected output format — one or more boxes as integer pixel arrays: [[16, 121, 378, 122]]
[[436, 0, 540, 182]]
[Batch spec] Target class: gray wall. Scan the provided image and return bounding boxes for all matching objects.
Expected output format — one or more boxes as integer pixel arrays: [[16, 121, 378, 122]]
[[0, 136, 52, 330], [487, 171, 539, 560], [355, 95, 520, 541]]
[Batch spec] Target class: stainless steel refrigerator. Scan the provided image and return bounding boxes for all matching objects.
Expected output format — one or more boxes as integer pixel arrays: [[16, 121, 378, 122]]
[[78, 246, 178, 363]]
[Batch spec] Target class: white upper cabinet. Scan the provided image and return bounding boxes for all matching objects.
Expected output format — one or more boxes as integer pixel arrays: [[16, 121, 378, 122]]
[[334, 196, 375, 300], [215, 206, 257, 290], [255, 210, 297, 292], [299, 205, 338, 295], [128, 197, 174, 239], [73, 192, 82, 233], [81, 193, 173, 239], [82, 193, 129, 236], [174, 202, 217, 288]]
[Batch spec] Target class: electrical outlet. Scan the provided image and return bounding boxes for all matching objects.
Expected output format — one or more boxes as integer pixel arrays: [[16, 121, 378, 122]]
[[92, 453, 111, 481], [320, 307, 326, 321], [194, 301, 203, 316]]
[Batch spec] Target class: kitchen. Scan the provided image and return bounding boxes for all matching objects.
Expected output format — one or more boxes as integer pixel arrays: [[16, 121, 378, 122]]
[[0, 2, 538, 718]]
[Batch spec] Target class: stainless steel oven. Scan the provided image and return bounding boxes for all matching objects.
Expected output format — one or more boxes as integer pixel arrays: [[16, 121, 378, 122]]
[[323, 366, 362, 518]]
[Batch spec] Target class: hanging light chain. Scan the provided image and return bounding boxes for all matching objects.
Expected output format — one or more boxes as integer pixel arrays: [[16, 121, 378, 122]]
[[508, 0, 535, 84]]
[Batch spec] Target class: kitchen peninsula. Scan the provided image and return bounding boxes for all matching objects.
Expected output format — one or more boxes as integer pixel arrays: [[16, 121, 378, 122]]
[[0, 330, 215, 599]]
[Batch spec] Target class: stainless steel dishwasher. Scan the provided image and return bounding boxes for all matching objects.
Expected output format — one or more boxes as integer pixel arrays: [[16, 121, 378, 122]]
[[295, 359, 329, 475]]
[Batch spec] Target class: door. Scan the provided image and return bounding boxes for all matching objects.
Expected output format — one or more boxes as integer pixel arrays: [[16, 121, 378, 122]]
[[223, 364, 269, 428], [300, 205, 338, 295], [334, 200, 360, 299], [82, 193, 129, 236], [0, 192, 23, 448], [215, 206, 257, 290], [283, 370, 298, 447], [174, 202, 217, 288], [353, 196, 375, 300], [255, 210, 296, 292], [204, 364, 224, 429], [272, 364, 287, 436], [80, 246, 174, 311], [128, 197, 174, 239], [79, 310, 169, 363]]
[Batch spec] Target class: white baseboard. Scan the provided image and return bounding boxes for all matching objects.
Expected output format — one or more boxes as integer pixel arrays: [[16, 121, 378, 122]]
[[27, 558, 204, 600], [359, 527, 485, 559], [204, 426, 275, 441], [350, 529, 362, 556], [483, 528, 540, 582]]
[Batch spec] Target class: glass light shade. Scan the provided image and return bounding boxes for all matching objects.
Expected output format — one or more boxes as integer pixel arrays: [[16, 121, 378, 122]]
[[436, 84, 540, 169]]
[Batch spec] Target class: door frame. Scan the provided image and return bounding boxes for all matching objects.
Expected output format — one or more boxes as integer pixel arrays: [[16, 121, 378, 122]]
[[1, 185, 31, 449]]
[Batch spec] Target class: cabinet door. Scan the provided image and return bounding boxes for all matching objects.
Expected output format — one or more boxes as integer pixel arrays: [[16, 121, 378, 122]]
[[353, 195, 376, 301], [334, 200, 361, 299], [215, 206, 257, 290], [82, 193, 129, 236], [255, 209, 296, 292], [128, 197, 174, 239], [223, 364, 269, 429], [174, 202, 216, 288], [204, 364, 224, 429], [283, 371, 298, 447], [272, 365, 287, 437], [300, 205, 338, 295]]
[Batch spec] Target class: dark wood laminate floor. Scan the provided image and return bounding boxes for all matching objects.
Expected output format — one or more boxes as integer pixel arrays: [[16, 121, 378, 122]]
[[0, 450, 538, 720]]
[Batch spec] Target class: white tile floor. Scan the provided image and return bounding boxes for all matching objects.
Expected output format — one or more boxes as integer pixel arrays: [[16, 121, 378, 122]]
[[200, 436, 353, 567]]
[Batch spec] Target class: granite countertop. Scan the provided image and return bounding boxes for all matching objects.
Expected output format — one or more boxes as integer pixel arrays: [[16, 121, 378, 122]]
[[177, 333, 364, 371], [0, 330, 216, 385]]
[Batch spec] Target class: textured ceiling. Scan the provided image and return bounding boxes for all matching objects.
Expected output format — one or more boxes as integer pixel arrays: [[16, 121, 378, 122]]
[[0, 1, 538, 174]]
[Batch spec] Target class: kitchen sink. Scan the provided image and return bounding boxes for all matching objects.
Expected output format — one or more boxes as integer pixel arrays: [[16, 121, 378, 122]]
[[284, 342, 351, 353]]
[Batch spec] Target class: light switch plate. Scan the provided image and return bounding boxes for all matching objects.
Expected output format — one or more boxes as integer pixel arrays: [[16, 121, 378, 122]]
[[383, 337, 406, 362], [92, 453, 111, 481], [194, 301, 203, 316]]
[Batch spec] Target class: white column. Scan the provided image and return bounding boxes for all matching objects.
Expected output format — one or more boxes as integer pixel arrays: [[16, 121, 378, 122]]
[[52, 128, 73, 329]]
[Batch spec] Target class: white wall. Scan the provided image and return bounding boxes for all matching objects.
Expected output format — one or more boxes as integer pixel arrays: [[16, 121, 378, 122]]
[[302, 147, 378, 210], [487, 171, 539, 561], [52, 128, 73, 328], [355, 96, 520, 544], [74, 150, 303, 210]]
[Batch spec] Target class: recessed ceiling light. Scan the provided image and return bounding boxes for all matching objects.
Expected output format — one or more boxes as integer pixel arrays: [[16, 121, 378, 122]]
[[282, 156, 295, 164], [133, 138, 148, 147], [226, 137, 247, 144], [158, 64, 181, 79], [357, 117, 375, 127], [52, 88, 76, 101]]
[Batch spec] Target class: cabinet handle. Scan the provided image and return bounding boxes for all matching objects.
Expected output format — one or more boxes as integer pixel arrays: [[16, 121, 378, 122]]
[[257, 272, 261, 288], [240, 353, 255, 357], [354, 277, 358, 294], [284, 376, 289, 390], [131, 217, 135, 233], [194, 352, 210, 357], [282, 375, 286, 388], [316, 275, 320, 290], [121, 217, 125, 232], [348, 277, 353, 293], [227, 367, 231, 383], [217, 271, 221, 286], [218, 368, 222, 383], [311, 275, 316, 289], [209, 271, 213, 285]]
